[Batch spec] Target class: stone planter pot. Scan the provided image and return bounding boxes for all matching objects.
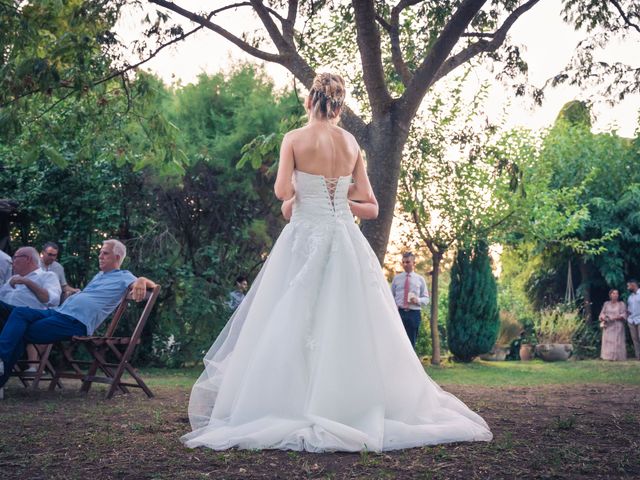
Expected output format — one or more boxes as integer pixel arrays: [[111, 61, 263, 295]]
[[519, 344, 535, 361], [535, 343, 573, 362], [479, 345, 510, 361]]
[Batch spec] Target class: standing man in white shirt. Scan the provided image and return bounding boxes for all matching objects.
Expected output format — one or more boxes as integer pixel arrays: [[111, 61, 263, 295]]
[[626, 279, 640, 360], [391, 252, 430, 349], [0, 250, 11, 286]]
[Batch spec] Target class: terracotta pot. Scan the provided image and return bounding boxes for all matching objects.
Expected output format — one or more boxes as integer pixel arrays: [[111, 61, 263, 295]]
[[535, 343, 573, 362], [479, 345, 510, 361], [519, 344, 535, 361]]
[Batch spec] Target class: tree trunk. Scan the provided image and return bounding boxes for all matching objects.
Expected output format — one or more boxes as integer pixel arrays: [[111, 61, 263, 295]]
[[430, 252, 442, 365], [578, 258, 593, 323], [360, 114, 410, 264]]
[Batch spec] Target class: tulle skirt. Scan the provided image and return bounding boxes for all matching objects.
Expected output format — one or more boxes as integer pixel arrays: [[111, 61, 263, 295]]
[[181, 218, 492, 452]]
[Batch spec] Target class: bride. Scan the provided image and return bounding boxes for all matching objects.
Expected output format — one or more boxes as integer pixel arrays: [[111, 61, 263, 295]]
[[181, 73, 492, 452]]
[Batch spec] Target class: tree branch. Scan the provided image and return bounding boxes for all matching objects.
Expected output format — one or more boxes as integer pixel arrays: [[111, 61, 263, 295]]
[[209, 2, 252, 16], [353, 1, 393, 116], [0, 18, 206, 109], [397, 0, 488, 121], [249, 0, 292, 52], [461, 32, 495, 38], [610, 0, 640, 34], [149, 0, 283, 63], [197, 2, 288, 25], [388, 0, 424, 87], [395, 0, 426, 14], [375, 13, 391, 32], [432, 0, 541, 85], [283, 0, 298, 43]]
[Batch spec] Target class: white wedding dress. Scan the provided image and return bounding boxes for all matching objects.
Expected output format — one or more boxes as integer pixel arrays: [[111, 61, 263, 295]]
[[181, 170, 492, 452]]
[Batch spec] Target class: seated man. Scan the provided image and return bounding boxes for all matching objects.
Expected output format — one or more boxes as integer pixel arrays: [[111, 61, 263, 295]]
[[0, 239, 156, 396], [0, 246, 61, 310], [0, 246, 61, 373], [0, 249, 11, 285], [39, 241, 79, 301]]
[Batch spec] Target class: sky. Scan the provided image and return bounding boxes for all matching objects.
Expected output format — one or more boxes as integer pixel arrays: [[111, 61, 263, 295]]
[[119, 0, 640, 137]]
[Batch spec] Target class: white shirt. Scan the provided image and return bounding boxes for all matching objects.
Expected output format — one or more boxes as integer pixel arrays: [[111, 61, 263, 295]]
[[391, 271, 430, 310], [0, 250, 11, 285], [39, 259, 68, 287], [0, 268, 61, 309], [627, 291, 640, 325]]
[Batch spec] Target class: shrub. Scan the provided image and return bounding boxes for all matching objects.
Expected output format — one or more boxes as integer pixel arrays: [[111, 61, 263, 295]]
[[496, 311, 523, 346], [535, 305, 581, 344], [447, 241, 500, 362]]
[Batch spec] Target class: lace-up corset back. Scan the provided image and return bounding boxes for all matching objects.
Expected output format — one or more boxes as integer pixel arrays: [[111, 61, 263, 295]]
[[292, 170, 352, 222]]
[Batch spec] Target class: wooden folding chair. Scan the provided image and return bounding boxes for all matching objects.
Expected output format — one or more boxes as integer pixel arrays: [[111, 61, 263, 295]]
[[51, 284, 161, 399], [12, 344, 63, 390]]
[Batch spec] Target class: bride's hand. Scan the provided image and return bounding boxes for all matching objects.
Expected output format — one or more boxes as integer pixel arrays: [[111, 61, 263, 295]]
[[281, 198, 295, 220], [348, 199, 378, 219]]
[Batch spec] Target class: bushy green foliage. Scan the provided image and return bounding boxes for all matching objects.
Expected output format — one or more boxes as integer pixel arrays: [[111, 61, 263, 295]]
[[505, 108, 640, 324], [2, 64, 303, 366], [447, 242, 500, 362]]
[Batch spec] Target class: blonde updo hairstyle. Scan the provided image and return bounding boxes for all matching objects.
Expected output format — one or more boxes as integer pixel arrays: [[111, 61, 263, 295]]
[[307, 72, 345, 120]]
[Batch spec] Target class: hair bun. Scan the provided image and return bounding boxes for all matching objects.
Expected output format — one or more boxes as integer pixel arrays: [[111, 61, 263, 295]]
[[309, 73, 345, 119]]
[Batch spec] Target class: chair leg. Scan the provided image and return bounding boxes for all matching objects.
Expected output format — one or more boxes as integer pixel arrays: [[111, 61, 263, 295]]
[[123, 362, 154, 398], [30, 344, 53, 390], [80, 344, 102, 393], [82, 344, 129, 395], [105, 341, 142, 399]]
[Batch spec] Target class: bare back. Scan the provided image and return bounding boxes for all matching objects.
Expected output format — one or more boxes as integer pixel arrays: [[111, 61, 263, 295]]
[[288, 122, 359, 178], [275, 118, 377, 219]]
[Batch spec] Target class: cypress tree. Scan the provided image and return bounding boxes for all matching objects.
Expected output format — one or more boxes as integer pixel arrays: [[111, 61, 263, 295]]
[[447, 241, 500, 362]]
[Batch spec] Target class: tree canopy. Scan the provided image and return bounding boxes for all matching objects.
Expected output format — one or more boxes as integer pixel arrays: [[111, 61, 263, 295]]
[[3, 0, 639, 260]]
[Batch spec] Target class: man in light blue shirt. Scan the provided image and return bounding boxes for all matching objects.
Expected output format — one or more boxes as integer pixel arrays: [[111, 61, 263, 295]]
[[390, 252, 430, 348], [0, 239, 156, 393]]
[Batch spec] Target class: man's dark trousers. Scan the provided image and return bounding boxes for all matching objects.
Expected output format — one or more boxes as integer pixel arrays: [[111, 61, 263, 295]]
[[399, 308, 421, 348], [0, 301, 85, 387]]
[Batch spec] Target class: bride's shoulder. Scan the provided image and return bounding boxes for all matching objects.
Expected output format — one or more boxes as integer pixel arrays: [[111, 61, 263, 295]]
[[284, 125, 313, 141], [334, 126, 359, 147]]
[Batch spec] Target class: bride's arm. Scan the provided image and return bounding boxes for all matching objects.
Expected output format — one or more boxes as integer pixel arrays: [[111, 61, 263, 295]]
[[274, 133, 296, 201], [348, 150, 378, 219]]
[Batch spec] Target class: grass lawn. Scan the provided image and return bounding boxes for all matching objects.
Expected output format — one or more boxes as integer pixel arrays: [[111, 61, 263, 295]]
[[2, 359, 638, 479], [424, 358, 640, 386], [140, 359, 640, 389]]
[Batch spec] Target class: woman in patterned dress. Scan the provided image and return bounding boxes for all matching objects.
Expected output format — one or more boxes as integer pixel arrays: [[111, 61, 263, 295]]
[[599, 289, 627, 361]]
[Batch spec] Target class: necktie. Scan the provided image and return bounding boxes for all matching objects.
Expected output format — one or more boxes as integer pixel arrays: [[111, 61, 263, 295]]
[[403, 273, 410, 308]]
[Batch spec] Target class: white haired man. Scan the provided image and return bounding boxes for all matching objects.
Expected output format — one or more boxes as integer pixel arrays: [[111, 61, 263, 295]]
[[0, 239, 156, 395]]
